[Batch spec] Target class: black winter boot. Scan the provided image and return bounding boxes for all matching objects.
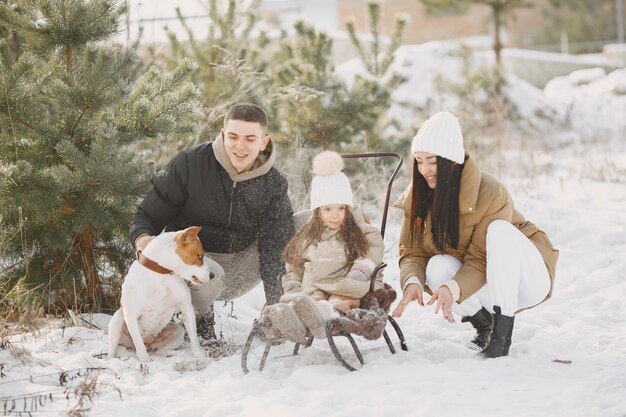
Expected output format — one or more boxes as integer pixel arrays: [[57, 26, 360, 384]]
[[461, 307, 493, 349], [196, 306, 216, 341], [503, 319, 514, 356], [480, 306, 514, 358]]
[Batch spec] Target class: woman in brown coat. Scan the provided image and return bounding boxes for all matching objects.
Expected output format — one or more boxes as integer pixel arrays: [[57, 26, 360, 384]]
[[391, 111, 559, 358]]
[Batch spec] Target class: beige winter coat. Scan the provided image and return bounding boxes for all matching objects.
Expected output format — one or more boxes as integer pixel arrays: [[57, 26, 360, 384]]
[[280, 207, 385, 302], [394, 153, 559, 305]]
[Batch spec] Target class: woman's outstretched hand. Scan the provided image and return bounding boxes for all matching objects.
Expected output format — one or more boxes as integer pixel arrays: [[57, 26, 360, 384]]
[[392, 283, 424, 318], [428, 286, 455, 323]]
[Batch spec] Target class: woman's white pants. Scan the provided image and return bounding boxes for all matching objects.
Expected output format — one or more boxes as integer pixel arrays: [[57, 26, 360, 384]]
[[425, 220, 550, 317]]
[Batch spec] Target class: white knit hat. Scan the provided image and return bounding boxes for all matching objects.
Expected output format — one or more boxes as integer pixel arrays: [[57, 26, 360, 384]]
[[310, 151, 353, 210], [411, 111, 465, 164]]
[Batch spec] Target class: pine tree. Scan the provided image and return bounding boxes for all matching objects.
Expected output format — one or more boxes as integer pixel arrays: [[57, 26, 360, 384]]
[[268, 8, 406, 209], [269, 20, 350, 150], [419, 0, 533, 64], [271, 9, 406, 152], [156, 0, 271, 144], [541, 0, 617, 52], [0, 0, 199, 312], [344, 1, 407, 151], [346, 0, 407, 78]]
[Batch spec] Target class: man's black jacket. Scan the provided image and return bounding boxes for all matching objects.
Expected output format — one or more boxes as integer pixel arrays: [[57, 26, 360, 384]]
[[129, 141, 294, 304]]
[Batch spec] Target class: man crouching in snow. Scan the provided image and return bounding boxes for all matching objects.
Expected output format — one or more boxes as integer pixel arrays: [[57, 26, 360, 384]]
[[130, 103, 294, 344]]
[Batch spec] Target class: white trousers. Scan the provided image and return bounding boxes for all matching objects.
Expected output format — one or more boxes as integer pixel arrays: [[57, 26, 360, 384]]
[[425, 220, 550, 317]]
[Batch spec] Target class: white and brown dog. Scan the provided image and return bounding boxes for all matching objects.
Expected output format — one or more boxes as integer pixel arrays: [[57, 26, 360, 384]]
[[107, 226, 223, 363]]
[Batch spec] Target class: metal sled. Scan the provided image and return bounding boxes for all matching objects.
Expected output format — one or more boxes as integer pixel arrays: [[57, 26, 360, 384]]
[[241, 152, 408, 373]]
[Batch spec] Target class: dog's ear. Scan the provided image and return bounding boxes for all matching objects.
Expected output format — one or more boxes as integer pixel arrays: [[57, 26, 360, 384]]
[[176, 226, 201, 246]]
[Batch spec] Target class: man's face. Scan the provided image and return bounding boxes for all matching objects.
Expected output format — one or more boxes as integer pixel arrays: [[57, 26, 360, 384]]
[[222, 119, 269, 173]]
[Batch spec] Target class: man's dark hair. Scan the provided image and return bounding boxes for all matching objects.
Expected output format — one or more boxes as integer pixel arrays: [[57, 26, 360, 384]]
[[223, 103, 268, 130], [410, 157, 463, 252]]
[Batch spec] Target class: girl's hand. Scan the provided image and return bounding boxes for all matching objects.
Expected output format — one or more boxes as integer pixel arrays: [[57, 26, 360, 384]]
[[392, 283, 424, 318], [282, 281, 301, 294], [428, 286, 455, 323]]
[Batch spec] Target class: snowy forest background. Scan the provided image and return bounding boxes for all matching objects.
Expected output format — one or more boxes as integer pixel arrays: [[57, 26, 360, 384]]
[[0, 0, 625, 416]]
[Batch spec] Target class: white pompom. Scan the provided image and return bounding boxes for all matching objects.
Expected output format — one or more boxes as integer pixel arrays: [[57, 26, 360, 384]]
[[312, 151, 344, 176]]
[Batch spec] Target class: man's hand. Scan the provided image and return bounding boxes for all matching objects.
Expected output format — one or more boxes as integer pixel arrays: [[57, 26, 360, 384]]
[[428, 286, 455, 323], [135, 235, 155, 252], [392, 283, 424, 318]]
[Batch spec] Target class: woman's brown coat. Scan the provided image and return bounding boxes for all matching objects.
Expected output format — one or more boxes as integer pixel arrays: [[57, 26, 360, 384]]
[[395, 153, 559, 304]]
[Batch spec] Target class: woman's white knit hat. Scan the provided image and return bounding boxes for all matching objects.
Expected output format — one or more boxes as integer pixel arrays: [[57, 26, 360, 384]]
[[411, 111, 465, 164], [310, 151, 353, 210]]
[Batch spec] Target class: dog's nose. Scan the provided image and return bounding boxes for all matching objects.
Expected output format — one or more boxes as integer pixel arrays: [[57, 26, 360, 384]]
[[209, 272, 215, 279]]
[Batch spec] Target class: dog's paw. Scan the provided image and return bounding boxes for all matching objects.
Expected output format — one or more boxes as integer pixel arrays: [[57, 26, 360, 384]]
[[137, 351, 151, 363], [191, 345, 205, 359]]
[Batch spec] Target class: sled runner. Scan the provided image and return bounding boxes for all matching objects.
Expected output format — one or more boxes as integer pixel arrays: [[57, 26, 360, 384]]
[[241, 152, 408, 372]]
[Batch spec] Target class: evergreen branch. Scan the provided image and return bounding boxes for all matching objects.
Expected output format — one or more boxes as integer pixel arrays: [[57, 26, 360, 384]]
[[367, 1, 381, 76], [380, 15, 408, 74], [208, 0, 218, 40], [175, 7, 197, 47], [88, 137, 111, 189], [79, 2, 117, 29], [68, 108, 87, 142], [0, 107, 34, 130], [345, 18, 372, 74], [240, 1, 261, 41], [139, 92, 197, 134], [0, 5, 40, 36], [224, 0, 236, 39], [1, 70, 18, 160]]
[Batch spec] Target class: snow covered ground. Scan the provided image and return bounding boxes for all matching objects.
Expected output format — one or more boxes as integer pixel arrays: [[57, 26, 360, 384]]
[[2, 41, 626, 416]]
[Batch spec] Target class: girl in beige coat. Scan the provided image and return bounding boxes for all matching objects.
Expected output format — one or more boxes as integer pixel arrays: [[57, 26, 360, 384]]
[[391, 111, 559, 358], [264, 151, 385, 343]]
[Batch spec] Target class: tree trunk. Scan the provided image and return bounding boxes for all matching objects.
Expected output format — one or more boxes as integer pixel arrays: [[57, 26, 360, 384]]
[[492, 2, 505, 94], [617, 0, 625, 43], [492, 3, 502, 65], [76, 227, 101, 310]]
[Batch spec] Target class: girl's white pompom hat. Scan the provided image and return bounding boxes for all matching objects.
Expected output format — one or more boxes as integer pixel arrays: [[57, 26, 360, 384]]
[[310, 151, 353, 210], [411, 111, 465, 164]]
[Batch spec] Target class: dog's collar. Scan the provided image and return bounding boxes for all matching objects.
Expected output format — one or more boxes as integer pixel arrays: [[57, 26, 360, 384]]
[[136, 251, 173, 275]]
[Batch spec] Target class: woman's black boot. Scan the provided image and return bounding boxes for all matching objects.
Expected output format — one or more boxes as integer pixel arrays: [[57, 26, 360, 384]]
[[480, 306, 514, 358], [461, 307, 493, 349]]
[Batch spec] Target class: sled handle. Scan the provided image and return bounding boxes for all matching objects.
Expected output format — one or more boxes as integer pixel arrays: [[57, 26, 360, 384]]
[[341, 152, 403, 239]]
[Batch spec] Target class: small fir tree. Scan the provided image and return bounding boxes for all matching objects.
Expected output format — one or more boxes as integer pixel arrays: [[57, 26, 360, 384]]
[[268, 8, 406, 209], [344, 0, 408, 151], [271, 10, 406, 152], [0, 0, 199, 312], [269, 20, 352, 150], [419, 0, 533, 64], [541, 0, 617, 52], [346, 0, 407, 78], [156, 0, 271, 144]]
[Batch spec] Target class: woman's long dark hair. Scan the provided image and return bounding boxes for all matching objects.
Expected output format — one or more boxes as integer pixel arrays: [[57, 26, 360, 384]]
[[283, 207, 369, 273], [410, 157, 463, 252]]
